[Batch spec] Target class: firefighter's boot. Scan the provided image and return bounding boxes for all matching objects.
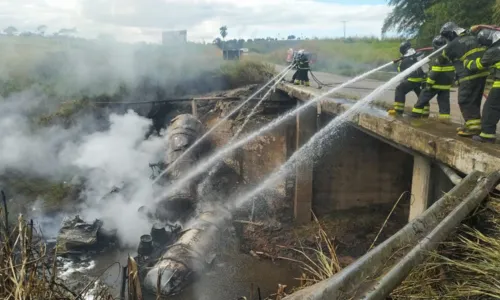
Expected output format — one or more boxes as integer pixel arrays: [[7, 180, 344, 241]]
[[457, 119, 481, 137], [294, 80, 300, 85], [304, 81, 310, 87], [472, 134, 496, 143], [422, 106, 430, 118], [388, 102, 404, 116], [438, 114, 451, 124]]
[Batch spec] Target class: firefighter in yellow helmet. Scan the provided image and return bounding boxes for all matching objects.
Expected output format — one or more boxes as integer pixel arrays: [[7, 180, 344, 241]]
[[388, 41, 426, 116]]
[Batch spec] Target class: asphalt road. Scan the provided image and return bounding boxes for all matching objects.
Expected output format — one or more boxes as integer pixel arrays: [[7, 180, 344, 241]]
[[274, 64, 470, 126]]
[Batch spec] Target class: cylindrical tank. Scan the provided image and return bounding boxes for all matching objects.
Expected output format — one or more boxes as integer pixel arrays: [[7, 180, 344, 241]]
[[142, 209, 231, 296], [160, 114, 205, 223]]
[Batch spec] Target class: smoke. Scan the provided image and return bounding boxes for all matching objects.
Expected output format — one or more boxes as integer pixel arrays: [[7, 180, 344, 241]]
[[0, 35, 229, 247], [65, 110, 165, 246]]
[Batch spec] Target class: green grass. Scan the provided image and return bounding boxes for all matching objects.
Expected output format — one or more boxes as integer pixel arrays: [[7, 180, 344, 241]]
[[250, 38, 402, 76]]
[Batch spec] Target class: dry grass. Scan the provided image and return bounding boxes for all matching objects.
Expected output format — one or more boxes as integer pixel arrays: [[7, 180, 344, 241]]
[[0, 209, 114, 300], [391, 199, 500, 299], [220, 59, 276, 88], [279, 213, 341, 290]]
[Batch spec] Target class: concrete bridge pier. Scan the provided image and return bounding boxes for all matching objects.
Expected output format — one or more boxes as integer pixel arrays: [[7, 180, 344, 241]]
[[409, 155, 432, 221], [294, 101, 317, 224]]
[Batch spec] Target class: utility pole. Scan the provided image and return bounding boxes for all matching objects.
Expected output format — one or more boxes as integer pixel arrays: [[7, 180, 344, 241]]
[[341, 21, 347, 40]]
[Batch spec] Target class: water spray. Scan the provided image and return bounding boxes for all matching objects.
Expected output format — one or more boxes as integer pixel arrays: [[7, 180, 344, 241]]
[[202, 65, 292, 181], [154, 60, 395, 204], [151, 63, 294, 185], [228, 45, 446, 212]]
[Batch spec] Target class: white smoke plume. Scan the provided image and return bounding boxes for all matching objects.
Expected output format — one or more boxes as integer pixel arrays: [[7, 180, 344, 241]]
[[64, 110, 165, 246], [0, 91, 166, 246], [0, 36, 225, 247]]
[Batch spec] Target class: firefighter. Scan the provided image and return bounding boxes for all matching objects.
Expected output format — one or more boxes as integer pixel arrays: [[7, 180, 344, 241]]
[[463, 27, 500, 143], [440, 22, 490, 137], [294, 51, 310, 86], [410, 35, 454, 121], [388, 41, 425, 115]]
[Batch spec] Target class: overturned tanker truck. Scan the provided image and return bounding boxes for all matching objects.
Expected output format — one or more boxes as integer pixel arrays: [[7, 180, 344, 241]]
[[56, 114, 240, 297], [132, 114, 238, 297]]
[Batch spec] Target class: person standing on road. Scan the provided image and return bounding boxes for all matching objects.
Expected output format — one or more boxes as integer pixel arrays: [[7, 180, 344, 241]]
[[388, 40, 425, 116], [463, 27, 500, 143], [410, 36, 455, 121], [440, 22, 490, 137], [294, 51, 311, 86]]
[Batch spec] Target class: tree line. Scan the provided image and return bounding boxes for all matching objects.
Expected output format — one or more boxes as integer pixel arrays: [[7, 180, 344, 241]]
[[382, 0, 500, 44], [2, 25, 78, 37]]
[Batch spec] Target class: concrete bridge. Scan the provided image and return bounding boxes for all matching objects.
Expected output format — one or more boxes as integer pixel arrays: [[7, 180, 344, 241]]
[[273, 69, 500, 299], [275, 71, 500, 224]]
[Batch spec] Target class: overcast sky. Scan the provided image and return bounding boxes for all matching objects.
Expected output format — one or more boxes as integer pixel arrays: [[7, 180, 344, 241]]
[[0, 0, 392, 43]]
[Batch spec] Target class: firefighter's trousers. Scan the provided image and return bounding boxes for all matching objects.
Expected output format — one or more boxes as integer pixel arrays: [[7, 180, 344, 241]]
[[297, 69, 309, 82], [414, 88, 450, 117], [457, 76, 487, 129], [393, 80, 421, 112], [479, 87, 500, 138], [292, 69, 299, 82]]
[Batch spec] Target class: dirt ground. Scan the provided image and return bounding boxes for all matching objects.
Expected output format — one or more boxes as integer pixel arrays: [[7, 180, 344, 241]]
[[237, 201, 410, 270]]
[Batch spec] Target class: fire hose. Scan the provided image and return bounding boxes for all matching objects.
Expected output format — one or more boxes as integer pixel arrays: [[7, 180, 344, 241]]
[[308, 47, 436, 92]]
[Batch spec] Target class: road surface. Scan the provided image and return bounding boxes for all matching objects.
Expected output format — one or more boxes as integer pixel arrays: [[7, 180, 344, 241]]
[[274, 64, 488, 130]]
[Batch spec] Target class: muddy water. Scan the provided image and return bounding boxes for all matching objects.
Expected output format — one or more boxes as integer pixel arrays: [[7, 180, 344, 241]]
[[79, 248, 300, 300]]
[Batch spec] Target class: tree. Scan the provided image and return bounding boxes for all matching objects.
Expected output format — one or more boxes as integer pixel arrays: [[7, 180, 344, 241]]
[[3, 26, 17, 35], [287, 35, 296, 40], [382, 0, 433, 36], [56, 27, 78, 37], [37, 25, 47, 36], [212, 37, 223, 49], [219, 26, 228, 41]]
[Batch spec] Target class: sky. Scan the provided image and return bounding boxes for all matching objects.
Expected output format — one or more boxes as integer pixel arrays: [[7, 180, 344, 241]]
[[0, 0, 393, 43]]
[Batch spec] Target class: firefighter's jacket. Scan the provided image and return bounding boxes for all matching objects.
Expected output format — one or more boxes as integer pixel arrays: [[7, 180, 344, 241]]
[[465, 44, 500, 87], [297, 58, 310, 70], [397, 55, 425, 83], [426, 56, 456, 90], [442, 34, 490, 82]]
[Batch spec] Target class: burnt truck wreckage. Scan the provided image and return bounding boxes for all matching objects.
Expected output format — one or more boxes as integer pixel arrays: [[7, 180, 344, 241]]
[[55, 113, 240, 296]]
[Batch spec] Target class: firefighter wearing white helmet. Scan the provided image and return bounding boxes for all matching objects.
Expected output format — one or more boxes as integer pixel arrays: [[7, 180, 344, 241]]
[[294, 50, 310, 86]]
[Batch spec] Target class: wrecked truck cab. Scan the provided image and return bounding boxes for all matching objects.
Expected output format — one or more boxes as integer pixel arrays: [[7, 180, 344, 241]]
[[55, 215, 116, 256]]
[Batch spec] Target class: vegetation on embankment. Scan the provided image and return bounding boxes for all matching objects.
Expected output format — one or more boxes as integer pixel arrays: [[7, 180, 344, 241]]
[[0, 210, 113, 300], [390, 198, 500, 299], [248, 37, 401, 77], [0, 35, 274, 99]]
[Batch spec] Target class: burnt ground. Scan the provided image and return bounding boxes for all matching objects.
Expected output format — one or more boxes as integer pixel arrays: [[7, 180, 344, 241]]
[[236, 201, 409, 272]]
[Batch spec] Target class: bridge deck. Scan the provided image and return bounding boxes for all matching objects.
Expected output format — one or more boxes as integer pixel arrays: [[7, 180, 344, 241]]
[[278, 82, 500, 176]]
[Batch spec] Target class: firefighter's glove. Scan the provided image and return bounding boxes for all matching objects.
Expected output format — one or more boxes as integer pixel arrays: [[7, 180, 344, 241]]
[[425, 83, 433, 91], [392, 59, 399, 64]]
